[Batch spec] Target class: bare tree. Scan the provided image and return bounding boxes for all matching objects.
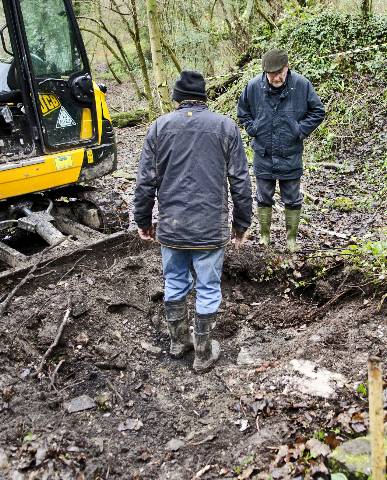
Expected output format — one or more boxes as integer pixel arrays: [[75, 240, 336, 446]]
[[146, 0, 173, 112]]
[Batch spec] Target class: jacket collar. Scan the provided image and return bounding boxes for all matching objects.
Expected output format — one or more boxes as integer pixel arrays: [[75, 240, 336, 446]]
[[177, 101, 208, 111]]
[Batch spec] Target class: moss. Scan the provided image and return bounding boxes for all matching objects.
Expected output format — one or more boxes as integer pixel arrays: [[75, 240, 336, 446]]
[[111, 109, 149, 128], [328, 436, 387, 479], [333, 196, 355, 212]]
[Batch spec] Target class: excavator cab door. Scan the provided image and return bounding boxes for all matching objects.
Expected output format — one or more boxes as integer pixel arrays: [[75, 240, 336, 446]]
[[18, 0, 97, 151]]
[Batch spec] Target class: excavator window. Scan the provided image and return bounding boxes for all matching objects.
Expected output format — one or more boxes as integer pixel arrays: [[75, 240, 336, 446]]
[[19, 0, 83, 78], [18, 0, 96, 149]]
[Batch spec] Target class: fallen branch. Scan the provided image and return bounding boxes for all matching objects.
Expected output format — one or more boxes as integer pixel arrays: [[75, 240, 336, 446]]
[[322, 43, 387, 58], [308, 162, 342, 170], [111, 109, 149, 128], [33, 305, 71, 377]]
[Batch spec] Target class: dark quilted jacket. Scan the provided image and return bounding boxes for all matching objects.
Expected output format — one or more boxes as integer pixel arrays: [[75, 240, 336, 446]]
[[134, 103, 252, 249], [237, 70, 325, 179]]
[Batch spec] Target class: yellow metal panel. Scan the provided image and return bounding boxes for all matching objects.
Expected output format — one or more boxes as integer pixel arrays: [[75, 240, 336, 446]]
[[93, 82, 103, 145], [80, 108, 93, 140], [101, 94, 112, 122], [0, 149, 84, 200]]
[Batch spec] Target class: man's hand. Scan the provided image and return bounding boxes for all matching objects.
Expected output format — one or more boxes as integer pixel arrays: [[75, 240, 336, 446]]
[[138, 226, 155, 241], [232, 227, 247, 250]]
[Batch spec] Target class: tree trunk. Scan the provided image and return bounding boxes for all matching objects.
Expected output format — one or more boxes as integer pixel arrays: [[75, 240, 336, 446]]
[[361, 0, 372, 18], [128, 0, 155, 115], [242, 0, 255, 22], [146, 0, 172, 113]]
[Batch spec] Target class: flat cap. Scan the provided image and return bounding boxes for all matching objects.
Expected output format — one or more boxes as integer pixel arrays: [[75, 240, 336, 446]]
[[262, 49, 289, 72]]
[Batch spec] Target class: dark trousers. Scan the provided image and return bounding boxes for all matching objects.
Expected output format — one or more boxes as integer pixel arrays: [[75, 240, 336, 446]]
[[256, 178, 303, 209]]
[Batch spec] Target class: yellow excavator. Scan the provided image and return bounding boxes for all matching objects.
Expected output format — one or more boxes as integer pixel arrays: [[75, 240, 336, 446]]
[[0, 0, 126, 272]]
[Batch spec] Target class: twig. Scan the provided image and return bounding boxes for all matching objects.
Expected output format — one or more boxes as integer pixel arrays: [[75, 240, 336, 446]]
[[33, 304, 71, 377], [10, 256, 85, 343], [49, 359, 65, 390], [105, 378, 123, 402], [0, 262, 39, 317]]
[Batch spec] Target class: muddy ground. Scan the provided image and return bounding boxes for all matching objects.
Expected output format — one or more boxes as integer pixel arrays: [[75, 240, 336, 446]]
[[0, 82, 386, 479]]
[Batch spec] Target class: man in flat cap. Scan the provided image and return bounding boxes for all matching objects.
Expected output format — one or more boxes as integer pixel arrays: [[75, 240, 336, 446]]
[[237, 49, 325, 252], [134, 70, 252, 372]]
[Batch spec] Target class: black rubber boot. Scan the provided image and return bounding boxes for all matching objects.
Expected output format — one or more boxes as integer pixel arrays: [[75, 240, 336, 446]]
[[193, 313, 220, 373], [164, 299, 193, 358]]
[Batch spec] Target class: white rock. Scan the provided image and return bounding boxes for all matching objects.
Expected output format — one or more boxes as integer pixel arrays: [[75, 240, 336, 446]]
[[65, 395, 96, 413], [0, 449, 9, 469], [141, 341, 162, 355], [290, 359, 346, 399], [166, 438, 185, 451], [237, 346, 263, 367]]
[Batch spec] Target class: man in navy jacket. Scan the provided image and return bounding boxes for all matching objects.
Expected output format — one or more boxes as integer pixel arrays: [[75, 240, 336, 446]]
[[237, 49, 325, 251], [134, 71, 252, 372]]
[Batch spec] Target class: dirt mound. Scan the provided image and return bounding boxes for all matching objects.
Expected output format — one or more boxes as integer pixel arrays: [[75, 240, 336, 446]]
[[0, 237, 385, 479]]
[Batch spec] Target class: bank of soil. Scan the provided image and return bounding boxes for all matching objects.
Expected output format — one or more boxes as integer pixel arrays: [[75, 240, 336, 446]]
[[0, 232, 386, 479]]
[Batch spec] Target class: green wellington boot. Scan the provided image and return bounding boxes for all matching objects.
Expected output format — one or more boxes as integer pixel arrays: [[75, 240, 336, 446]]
[[257, 207, 272, 247], [193, 313, 220, 373], [285, 208, 301, 253], [164, 298, 193, 358]]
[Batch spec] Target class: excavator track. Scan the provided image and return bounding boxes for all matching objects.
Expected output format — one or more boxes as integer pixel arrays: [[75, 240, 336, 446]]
[[0, 188, 130, 278], [76, 188, 130, 233]]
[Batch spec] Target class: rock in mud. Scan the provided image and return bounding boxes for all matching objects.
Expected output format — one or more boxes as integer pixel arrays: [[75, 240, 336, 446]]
[[35, 445, 47, 466], [237, 346, 263, 368], [0, 448, 9, 469], [141, 341, 162, 355], [166, 438, 185, 451], [121, 256, 144, 270], [118, 418, 143, 432], [149, 284, 164, 302], [329, 436, 387, 479], [65, 395, 96, 413], [305, 438, 331, 457], [72, 301, 89, 318], [288, 359, 346, 398]]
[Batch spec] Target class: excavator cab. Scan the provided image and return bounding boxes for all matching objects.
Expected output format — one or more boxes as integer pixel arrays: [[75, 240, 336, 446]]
[[0, 0, 121, 272]]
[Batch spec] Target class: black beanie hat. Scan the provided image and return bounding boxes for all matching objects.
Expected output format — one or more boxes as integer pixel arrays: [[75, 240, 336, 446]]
[[172, 70, 207, 102]]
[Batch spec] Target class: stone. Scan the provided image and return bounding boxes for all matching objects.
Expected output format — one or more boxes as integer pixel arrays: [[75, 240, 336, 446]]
[[237, 346, 263, 368], [166, 438, 185, 451], [121, 256, 144, 270], [149, 284, 164, 302], [141, 341, 162, 355], [0, 449, 9, 469], [305, 438, 331, 457], [35, 446, 47, 466], [329, 436, 387, 479], [65, 395, 96, 413], [72, 302, 89, 318], [288, 359, 346, 399], [118, 418, 143, 432]]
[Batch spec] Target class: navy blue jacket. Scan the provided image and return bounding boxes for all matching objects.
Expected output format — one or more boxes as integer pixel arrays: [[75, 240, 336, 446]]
[[237, 71, 325, 180], [134, 103, 252, 249]]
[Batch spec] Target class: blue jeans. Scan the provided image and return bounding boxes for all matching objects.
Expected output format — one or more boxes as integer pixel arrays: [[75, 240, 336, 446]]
[[161, 246, 225, 315]]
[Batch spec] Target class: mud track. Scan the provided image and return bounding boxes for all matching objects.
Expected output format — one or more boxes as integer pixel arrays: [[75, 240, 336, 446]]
[[0, 232, 385, 479]]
